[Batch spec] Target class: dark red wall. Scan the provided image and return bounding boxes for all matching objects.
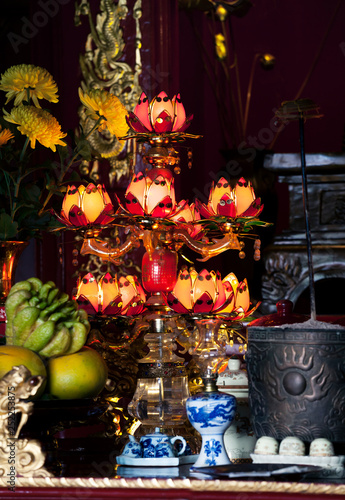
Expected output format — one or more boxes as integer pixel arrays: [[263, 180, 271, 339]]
[[1, 0, 345, 296]]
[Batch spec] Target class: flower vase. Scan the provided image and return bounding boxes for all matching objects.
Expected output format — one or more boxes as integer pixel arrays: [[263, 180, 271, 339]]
[[185, 316, 237, 467], [0, 241, 29, 339]]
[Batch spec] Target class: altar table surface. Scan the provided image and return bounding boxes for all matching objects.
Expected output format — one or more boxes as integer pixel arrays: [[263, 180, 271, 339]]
[[1, 465, 345, 500]]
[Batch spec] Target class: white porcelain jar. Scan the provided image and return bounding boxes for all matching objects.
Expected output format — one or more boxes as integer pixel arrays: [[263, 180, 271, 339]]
[[217, 358, 256, 462]]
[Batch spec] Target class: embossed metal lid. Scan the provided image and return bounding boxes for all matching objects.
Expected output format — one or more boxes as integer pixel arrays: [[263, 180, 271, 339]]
[[247, 300, 309, 327]]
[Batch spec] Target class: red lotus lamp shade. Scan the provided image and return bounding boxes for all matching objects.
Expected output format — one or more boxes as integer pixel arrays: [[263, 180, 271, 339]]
[[141, 248, 178, 293], [126, 91, 193, 135], [195, 177, 263, 220]]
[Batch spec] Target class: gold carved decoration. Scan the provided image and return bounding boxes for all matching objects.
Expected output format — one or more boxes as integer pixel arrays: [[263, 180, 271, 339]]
[[0, 476, 345, 495], [0, 365, 52, 479], [74, 227, 142, 281], [75, 0, 143, 184]]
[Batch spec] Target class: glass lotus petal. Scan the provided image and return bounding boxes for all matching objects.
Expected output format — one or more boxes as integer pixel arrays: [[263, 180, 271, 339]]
[[74, 272, 146, 316], [218, 272, 259, 319], [170, 202, 204, 239], [166, 268, 228, 314], [195, 177, 263, 219], [126, 91, 193, 134], [53, 183, 115, 227]]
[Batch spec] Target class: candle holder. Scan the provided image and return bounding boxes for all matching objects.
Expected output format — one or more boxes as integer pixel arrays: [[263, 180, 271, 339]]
[[51, 90, 268, 462]]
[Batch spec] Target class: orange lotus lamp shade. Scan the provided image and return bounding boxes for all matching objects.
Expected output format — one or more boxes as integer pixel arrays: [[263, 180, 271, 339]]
[[166, 268, 228, 314], [121, 169, 175, 217], [74, 272, 146, 316], [195, 177, 263, 219], [118, 168, 204, 226], [53, 183, 115, 227], [126, 91, 193, 135], [119, 169, 193, 222]]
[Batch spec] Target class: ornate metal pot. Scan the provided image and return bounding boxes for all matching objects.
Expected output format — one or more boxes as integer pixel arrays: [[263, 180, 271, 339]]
[[246, 325, 345, 447]]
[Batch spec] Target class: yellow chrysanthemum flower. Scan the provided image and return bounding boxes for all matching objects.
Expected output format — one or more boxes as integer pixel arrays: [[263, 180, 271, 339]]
[[3, 105, 67, 152], [78, 88, 129, 138], [0, 126, 14, 146], [0, 64, 59, 108]]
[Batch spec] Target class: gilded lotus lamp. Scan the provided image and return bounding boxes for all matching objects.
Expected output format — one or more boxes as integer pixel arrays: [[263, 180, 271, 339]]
[[50, 89, 269, 467]]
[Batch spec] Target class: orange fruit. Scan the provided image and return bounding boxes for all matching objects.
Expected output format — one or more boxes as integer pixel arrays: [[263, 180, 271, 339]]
[[47, 347, 108, 400], [0, 345, 47, 398]]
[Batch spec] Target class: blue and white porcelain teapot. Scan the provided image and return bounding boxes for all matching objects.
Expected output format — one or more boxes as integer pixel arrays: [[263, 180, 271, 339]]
[[122, 428, 187, 459]]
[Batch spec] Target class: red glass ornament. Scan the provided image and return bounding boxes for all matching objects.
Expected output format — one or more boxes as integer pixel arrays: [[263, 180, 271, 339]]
[[142, 248, 178, 293]]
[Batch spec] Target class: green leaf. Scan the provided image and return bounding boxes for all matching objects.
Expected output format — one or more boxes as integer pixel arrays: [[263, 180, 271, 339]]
[[76, 138, 92, 160], [0, 213, 18, 240], [56, 143, 70, 163], [21, 183, 41, 203]]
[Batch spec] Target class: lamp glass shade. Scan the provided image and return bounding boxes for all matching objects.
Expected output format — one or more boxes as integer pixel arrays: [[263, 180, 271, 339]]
[[234, 179, 255, 215], [101, 273, 119, 311], [150, 91, 174, 125], [81, 185, 107, 223], [172, 94, 186, 131], [235, 279, 250, 312], [173, 270, 193, 310], [62, 186, 79, 218], [77, 273, 99, 311], [192, 317, 226, 381]]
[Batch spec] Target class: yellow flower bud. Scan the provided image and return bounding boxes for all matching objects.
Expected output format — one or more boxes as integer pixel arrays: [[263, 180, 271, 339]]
[[215, 33, 227, 61]]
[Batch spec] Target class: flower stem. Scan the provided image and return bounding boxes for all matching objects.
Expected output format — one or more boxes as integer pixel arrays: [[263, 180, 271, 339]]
[[38, 116, 103, 215], [12, 173, 23, 223], [19, 137, 30, 162]]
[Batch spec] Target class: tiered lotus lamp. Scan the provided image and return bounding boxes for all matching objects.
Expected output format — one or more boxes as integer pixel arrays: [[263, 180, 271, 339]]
[[53, 91, 267, 465]]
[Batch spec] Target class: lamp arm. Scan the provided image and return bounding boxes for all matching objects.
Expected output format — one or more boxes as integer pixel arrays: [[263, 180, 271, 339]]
[[80, 229, 143, 264], [173, 229, 241, 262]]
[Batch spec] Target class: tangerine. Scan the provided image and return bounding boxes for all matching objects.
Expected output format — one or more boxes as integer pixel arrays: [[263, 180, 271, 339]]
[[47, 347, 108, 399]]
